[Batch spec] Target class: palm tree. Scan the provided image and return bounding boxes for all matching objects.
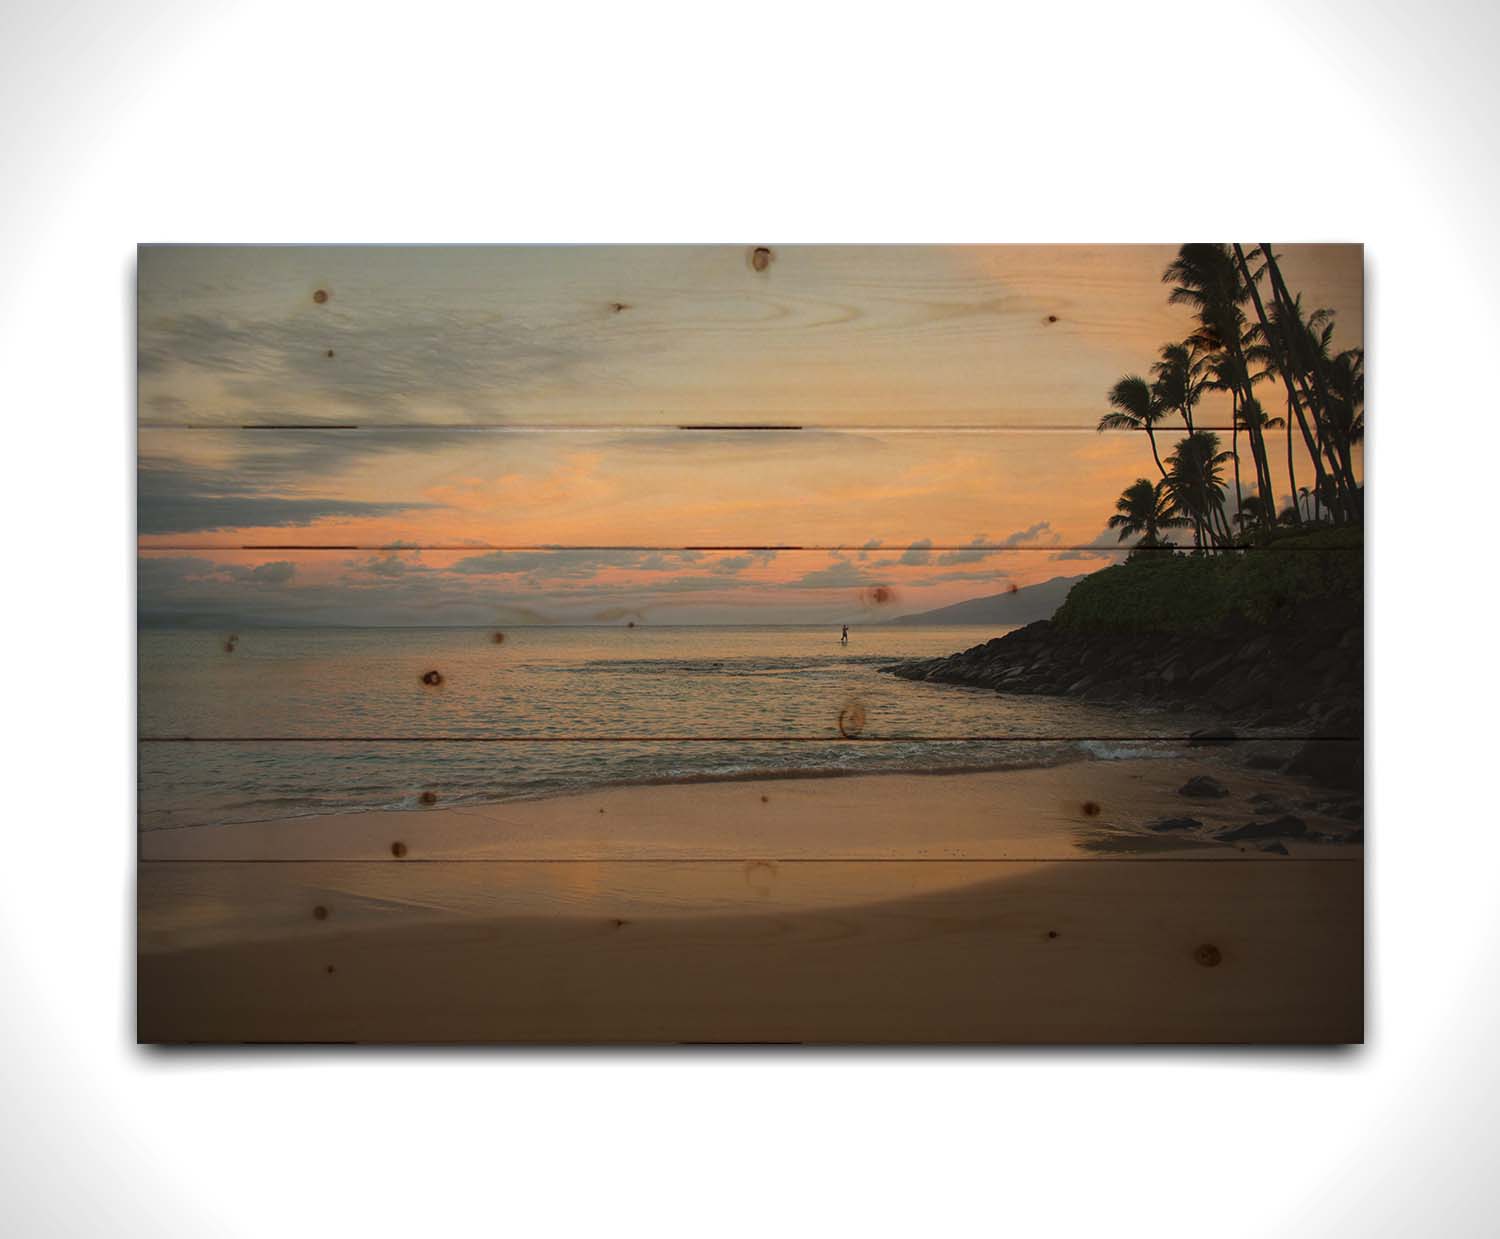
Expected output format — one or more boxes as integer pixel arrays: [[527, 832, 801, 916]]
[[1151, 341, 1208, 432], [1098, 375, 1169, 477], [1165, 430, 1234, 549], [1254, 281, 1342, 523], [1164, 245, 1276, 523], [1107, 478, 1188, 546]]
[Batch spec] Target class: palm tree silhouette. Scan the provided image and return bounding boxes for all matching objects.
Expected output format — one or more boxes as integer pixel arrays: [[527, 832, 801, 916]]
[[1098, 375, 1170, 477], [1164, 245, 1276, 524], [1165, 431, 1234, 549], [1107, 478, 1188, 547]]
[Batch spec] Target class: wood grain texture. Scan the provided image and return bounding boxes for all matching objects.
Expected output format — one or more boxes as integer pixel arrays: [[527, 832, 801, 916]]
[[137, 427, 1353, 549], [137, 747, 1361, 856], [137, 858, 1363, 1043], [138, 244, 1363, 428]]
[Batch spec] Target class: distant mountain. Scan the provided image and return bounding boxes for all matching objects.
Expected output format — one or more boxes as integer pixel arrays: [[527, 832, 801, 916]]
[[886, 574, 1085, 626]]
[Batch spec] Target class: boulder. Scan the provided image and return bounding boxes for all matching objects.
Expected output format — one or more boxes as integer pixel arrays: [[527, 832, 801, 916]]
[[1148, 816, 1203, 832], [1284, 738, 1363, 791], [1179, 775, 1230, 799], [1217, 815, 1307, 842], [1188, 728, 1238, 747]]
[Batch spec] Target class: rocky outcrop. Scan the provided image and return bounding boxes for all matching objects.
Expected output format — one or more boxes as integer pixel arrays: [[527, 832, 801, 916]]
[[881, 617, 1362, 733], [1217, 815, 1308, 842]]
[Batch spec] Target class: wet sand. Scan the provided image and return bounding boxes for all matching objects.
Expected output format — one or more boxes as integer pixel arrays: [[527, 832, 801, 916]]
[[139, 756, 1360, 863]]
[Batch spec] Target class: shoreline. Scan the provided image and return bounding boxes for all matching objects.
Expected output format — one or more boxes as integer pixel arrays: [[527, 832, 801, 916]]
[[140, 754, 1360, 869], [140, 729, 1333, 835]]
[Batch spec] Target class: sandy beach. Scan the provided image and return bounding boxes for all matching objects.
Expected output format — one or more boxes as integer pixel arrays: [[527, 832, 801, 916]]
[[139, 758, 1363, 1042]]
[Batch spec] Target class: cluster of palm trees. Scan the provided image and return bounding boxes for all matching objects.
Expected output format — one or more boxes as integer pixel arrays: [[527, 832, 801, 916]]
[[1101, 244, 1364, 551]]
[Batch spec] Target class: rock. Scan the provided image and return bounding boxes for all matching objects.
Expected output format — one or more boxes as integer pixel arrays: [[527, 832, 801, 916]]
[[1284, 738, 1363, 791], [1188, 728, 1238, 747], [1148, 816, 1202, 832], [1179, 775, 1230, 799], [1244, 752, 1286, 771], [1217, 815, 1307, 842], [1259, 841, 1290, 855]]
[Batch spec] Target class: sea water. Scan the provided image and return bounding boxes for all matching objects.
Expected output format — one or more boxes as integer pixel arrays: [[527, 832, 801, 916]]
[[138, 625, 1210, 829]]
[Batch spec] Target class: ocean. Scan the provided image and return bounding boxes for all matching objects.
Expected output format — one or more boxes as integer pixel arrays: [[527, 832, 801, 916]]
[[138, 625, 1213, 830]]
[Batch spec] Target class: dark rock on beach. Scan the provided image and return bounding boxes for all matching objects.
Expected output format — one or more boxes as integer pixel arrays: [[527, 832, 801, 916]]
[[1284, 736, 1363, 792], [1179, 775, 1229, 799], [1217, 815, 1308, 842], [1148, 816, 1203, 832]]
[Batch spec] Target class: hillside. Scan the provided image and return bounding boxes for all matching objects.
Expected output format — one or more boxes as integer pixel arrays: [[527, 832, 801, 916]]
[[886, 574, 1084, 626]]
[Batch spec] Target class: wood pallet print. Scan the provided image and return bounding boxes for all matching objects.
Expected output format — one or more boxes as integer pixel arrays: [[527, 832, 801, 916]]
[[136, 244, 1365, 1043]]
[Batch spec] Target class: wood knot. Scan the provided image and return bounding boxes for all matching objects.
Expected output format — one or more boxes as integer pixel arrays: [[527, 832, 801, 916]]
[[391, 841, 408, 858], [312, 288, 330, 304], [750, 246, 773, 272], [1046, 930, 1059, 939], [1194, 943, 1222, 968], [837, 702, 867, 738], [1045, 314, 1059, 324], [420, 670, 444, 686]]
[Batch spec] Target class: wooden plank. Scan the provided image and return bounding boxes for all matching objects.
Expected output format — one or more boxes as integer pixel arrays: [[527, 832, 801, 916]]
[[137, 858, 1363, 1043], [137, 741, 1363, 856], [138, 244, 1363, 428], [135, 544, 1138, 631], [137, 427, 1360, 549]]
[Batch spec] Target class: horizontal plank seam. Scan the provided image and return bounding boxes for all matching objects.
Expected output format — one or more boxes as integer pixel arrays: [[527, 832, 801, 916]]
[[137, 544, 1364, 553], [138, 424, 1244, 434], [137, 734, 1361, 743], [136, 856, 1363, 864]]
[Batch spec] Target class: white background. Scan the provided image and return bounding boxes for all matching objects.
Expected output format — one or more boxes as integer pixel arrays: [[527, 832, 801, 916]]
[[2, 0, 1496, 1234]]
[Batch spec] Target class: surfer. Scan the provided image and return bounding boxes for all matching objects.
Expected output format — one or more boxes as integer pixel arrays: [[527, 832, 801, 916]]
[[840, 624, 849, 645]]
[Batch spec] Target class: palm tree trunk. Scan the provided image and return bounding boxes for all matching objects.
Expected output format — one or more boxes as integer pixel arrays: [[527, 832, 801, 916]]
[[1233, 243, 1322, 529], [1258, 244, 1351, 522], [1145, 426, 1166, 479], [1285, 394, 1300, 525], [1230, 390, 1243, 536]]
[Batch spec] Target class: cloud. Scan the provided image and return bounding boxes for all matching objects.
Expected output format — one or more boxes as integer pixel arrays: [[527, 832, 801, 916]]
[[348, 554, 430, 578], [709, 550, 777, 575], [1053, 528, 1134, 561], [243, 561, 295, 585], [137, 462, 439, 535], [448, 548, 709, 580], [790, 560, 881, 590], [138, 301, 598, 422], [897, 538, 933, 566]]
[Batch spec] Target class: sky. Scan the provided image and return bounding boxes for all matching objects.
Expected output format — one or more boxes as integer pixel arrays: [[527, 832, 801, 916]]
[[137, 244, 1364, 626]]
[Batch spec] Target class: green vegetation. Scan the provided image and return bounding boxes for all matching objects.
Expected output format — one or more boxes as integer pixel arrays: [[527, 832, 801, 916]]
[[1099, 244, 1364, 549], [1053, 527, 1363, 635]]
